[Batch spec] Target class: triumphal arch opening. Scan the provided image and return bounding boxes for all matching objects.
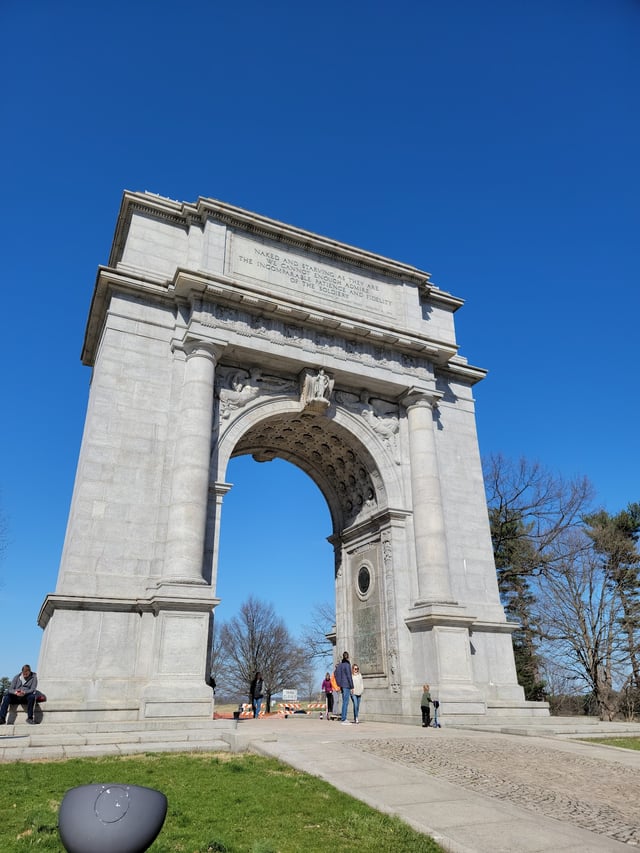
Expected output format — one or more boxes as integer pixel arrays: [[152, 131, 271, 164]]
[[38, 191, 546, 724]]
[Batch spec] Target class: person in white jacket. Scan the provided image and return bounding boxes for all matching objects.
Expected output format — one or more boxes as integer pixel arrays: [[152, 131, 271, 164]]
[[351, 663, 364, 723]]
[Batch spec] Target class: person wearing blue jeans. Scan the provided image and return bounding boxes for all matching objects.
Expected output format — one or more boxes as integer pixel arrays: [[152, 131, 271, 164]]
[[334, 651, 354, 724], [351, 663, 364, 723], [249, 671, 264, 718]]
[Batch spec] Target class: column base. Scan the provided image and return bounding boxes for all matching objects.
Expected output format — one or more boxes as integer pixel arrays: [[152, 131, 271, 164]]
[[37, 588, 216, 723]]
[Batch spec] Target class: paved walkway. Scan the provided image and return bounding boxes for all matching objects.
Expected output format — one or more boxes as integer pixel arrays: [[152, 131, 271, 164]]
[[3, 715, 640, 852], [239, 716, 640, 852]]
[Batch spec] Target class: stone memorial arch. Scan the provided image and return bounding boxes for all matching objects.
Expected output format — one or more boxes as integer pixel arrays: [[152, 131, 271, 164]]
[[38, 191, 546, 724]]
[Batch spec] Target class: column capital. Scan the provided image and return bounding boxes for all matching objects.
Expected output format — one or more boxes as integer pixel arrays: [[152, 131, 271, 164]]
[[184, 339, 226, 363], [171, 335, 226, 363], [209, 481, 233, 502], [401, 388, 443, 411]]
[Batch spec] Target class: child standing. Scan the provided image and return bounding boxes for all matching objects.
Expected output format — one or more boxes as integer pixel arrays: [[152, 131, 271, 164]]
[[321, 672, 334, 719], [420, 683, 432, 728]]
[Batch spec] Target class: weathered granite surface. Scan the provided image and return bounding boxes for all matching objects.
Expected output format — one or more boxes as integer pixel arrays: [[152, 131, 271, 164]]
[[38, 192, 543, 723]]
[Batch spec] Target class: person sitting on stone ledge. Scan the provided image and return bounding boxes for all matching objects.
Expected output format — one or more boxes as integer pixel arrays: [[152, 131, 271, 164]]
[[0, 664, 38, 725]]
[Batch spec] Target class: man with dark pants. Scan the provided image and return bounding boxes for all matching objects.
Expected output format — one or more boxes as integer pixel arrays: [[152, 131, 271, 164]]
[[249, 671, 264, 718], [335, 651, 354, 725], [0, 665, 38, 725]]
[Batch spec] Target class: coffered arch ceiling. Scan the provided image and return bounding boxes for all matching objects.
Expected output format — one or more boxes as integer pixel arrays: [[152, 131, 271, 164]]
[[231, 411, 383, 535]]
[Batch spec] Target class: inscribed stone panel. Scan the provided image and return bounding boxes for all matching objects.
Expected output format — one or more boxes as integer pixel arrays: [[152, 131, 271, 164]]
[[229, 233, 398, 323], [350, 546, 385, 675]]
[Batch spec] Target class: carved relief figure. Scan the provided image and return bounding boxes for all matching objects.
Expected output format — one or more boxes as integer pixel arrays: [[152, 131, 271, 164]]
[[218, 369, 261, 419], [313, 368, 331, 400], [300, 368, 334, 412], [382, 536, 400, 692], [336, 390, 400, 464], [218, 367, 297, 420], [361, 401, 400, 465]]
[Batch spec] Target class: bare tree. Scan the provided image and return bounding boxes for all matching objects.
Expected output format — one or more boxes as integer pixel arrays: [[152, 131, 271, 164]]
[[583, 503, 640, 690], [538, 659, 582, 716], [301, 669, 320, 702], [483, 453, 594, 699], [537, 529, 629, 720], [215, 597, 311, 711], [484, 453, 594, 572], [208, 616, 228, 695], [299, 601, 335, 669]]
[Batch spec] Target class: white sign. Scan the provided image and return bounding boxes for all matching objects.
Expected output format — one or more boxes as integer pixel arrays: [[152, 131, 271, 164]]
[[282, 689, 298, 701]]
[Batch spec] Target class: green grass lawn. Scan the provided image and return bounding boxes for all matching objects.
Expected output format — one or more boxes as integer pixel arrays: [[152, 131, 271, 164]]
[[0, 752, 444, 853], [581, 735, 640, 751]]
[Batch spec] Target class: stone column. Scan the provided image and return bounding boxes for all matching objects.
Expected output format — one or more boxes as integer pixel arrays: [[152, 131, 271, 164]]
[[165, 340, 224, 582], [402, 390, 454, 604], [203, 481, 233, 588]]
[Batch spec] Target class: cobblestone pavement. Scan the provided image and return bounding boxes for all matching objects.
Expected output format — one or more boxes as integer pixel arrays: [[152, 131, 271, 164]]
[[357, 736, 640, 847]]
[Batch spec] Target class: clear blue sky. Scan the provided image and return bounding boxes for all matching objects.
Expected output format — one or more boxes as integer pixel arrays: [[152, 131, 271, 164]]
[[1, 1, 638, 681]]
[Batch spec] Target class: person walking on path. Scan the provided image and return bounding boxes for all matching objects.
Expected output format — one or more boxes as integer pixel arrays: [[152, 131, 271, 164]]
[[351, 663, 364, 723], [0, 665, 38, 725], [335, 652, 354, 724], [249, 672, 264, 718], [321, 672, 334, 719], [420, 683, 432, 728]]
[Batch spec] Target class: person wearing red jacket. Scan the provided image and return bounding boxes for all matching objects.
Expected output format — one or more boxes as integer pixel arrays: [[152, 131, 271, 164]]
[[321, 672, 334, 718]]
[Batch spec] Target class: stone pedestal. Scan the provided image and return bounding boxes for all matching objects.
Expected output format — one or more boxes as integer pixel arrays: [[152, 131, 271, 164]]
[[38, 583, 218, 721]]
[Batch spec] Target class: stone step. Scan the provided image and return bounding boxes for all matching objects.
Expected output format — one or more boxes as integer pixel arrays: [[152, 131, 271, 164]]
[[449, 717, 640, 736], [0, 718, 241, 762], [1, 716, 225, 735], [4, 715, 640, 765]]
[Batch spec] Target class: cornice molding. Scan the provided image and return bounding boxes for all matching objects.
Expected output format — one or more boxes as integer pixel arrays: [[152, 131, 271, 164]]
[[82, 266, 487, 391], [38, 592, 219, 628], [405, 602, 475, 632], [110, 192, 465, 308], [187, 271, 457, 361]]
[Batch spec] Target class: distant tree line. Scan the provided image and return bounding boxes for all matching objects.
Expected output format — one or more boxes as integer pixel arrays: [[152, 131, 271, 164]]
[[484, 453, 640, 720]]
